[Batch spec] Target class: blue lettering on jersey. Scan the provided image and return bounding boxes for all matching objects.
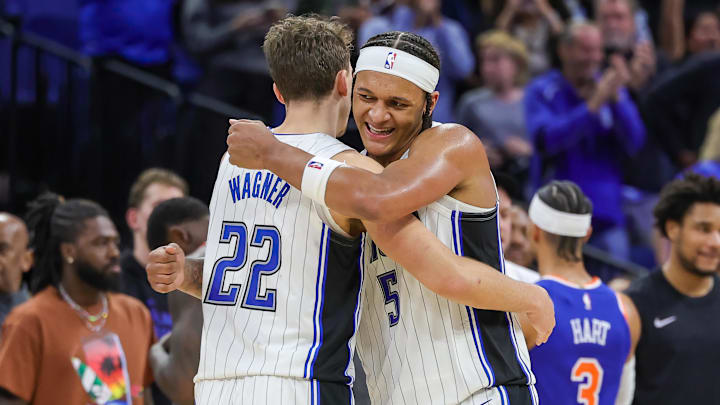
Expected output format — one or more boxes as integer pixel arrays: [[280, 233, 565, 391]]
[[570, 318, 612, 346], [228, 172, 291, 208], [368, 240, 387, 263]]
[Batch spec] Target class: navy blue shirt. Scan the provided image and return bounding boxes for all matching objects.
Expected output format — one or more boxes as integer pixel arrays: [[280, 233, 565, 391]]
[[525, 70, 646, 229]]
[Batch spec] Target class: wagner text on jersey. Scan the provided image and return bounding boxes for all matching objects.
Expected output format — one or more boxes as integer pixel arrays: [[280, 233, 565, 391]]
[[229, 171, 291, 208]]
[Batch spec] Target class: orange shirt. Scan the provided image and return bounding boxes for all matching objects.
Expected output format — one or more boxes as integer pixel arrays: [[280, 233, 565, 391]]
[[0, 286, 154, 404]]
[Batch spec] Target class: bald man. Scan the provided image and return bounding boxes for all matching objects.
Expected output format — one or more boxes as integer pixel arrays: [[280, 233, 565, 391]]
[[0, 213, 33, 325]]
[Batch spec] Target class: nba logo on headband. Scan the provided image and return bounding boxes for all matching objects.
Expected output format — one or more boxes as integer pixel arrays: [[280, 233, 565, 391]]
[[385, 52, 397, 69]]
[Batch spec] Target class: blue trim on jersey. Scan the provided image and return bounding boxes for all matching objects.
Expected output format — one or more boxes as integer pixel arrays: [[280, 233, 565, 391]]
[[310, 228, 331, 376], [499, 385, 508, 405], [452, 210, 496, 386], [496, 211, 537, 404], [305, 224, 328, 378], [344, 234, 366, 386]]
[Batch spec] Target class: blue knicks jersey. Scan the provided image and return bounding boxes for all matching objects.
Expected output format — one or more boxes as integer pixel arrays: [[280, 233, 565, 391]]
[[530, 276, 631, 405]]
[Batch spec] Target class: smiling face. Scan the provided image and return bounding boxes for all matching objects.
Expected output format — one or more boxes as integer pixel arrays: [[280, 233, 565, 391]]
[[667, 202, 720, 276], [353, 70, 437, 165]]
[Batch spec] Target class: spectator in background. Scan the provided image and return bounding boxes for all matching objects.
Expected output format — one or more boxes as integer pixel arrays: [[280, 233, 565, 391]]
[[456, 30, 532, 175], [685, 9, 720, 58], [496, 174, 540, 283], [0, 213, 32, 326], [596, 0, 658, 94], [627, 174, 720, 404], [181, 0, 296, 122], [525, 23, 646, 279], [643, 52, 720, 169], [146, 197, 208, 405], [496, 0, 565, 76], [691, 107, 720, 178], [122, 169, 187, 405], [123, 169, 187, 339], [508, 205, 536, 268], [0, 193, 154, 404], [358, 0, 475, 122]]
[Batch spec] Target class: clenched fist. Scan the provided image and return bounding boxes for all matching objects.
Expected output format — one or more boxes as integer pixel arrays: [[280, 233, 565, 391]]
[[146, 243, 186, 293]]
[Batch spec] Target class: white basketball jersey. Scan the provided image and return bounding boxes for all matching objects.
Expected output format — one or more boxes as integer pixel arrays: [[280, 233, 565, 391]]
[[356, 187, 537, 404], [196, 133, 364, 387]]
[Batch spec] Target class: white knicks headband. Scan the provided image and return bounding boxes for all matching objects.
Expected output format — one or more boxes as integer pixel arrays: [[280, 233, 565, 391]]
[[528, 194, 592, 238], [355, 46, 440, 93]]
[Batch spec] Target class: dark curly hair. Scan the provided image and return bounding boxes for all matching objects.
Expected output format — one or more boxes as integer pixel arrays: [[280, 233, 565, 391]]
[[361, 31, 441, 130], [654, 173, 720, 237]]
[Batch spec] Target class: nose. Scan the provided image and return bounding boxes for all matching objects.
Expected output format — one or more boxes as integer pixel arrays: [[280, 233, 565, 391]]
[[367, 102, 390, 124], [109, 242, 120, 259]]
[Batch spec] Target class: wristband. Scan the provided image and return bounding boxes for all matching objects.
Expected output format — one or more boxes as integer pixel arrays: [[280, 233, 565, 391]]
[[301, 156, 344, 206]]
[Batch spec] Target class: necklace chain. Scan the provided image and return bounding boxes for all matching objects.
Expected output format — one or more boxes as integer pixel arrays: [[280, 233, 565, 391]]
[[58, 284, 108, 332]]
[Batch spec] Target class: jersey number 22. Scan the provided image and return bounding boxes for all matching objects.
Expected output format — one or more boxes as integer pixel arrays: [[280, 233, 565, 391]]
[[204, 221, 281, 310]]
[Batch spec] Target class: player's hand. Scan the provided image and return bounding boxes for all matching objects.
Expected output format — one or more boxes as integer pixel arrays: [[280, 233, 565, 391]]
[[525, 285, 556, 346], [227, 119, 280, 170], [146, 243, 186, 293]]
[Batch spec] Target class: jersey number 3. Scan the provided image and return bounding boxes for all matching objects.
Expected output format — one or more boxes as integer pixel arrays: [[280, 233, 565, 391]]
[[204, 221, 281, 310], [571, 357, 604, 405]]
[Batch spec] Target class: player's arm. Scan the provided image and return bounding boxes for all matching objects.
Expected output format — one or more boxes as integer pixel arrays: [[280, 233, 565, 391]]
[[363, 216, 554, 346], [149, 292, 201, 405], [146, 244, 204, 299], [615, 292, 641, 405], [337, 151, 555, 346], [226, 120, 494, 222]]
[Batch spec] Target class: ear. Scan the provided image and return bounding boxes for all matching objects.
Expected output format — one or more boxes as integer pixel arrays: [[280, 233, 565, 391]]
[[59, 242, 76, 265], [529, 223, 542, 244], [427, 91, 440, 115], [126, 208, 139, 231], [168, 225, 190, 248], [665, 220, 681, 242], [21, 248, 34, 273], [273, 83, 286, 105], [583, 225, 593, 243], [335, 69, 351, 97]]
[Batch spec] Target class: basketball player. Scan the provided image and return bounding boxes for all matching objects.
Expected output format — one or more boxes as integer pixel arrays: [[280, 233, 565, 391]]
[[226, 31, 549, 404], [626, 173, 720, 404], [148, 20, 553, 405], [520, 181, 640, 405]]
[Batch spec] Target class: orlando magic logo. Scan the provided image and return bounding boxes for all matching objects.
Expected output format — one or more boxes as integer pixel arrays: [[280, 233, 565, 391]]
[[385, 51, 397, 69]]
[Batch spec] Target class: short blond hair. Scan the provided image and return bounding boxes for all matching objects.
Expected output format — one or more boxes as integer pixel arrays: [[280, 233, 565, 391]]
[[264, 15, 353, 102], [476, 30, 530, 84]]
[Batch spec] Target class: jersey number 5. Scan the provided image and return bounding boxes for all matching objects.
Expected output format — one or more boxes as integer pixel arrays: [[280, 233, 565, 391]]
[[377, 270, 400, 327], [204, 221, 281, 311], [571, 357, 604, 405]]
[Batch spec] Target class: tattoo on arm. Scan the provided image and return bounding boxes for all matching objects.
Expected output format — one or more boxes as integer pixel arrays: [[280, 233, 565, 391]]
[[182, 258, 204, 300]]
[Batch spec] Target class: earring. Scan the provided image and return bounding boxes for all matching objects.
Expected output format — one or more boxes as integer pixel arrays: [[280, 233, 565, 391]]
[[66, 257, 74, 264]]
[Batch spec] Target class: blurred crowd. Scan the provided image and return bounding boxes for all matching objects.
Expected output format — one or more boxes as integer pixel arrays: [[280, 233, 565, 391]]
[[1, 0, 720, 404], [2, 0, 720, 275]]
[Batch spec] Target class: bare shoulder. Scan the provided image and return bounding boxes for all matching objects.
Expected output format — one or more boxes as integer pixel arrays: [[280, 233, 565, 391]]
[[413, 123, 486, 155], [331, 150, 384, 174]]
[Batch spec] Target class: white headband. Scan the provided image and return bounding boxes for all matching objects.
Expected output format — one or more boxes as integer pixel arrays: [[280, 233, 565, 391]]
[[355, 46, 440, 93], [528, 194, 592, 238]]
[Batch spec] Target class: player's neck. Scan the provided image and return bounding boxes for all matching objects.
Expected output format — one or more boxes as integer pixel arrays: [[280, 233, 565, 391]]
[[537, 248, 593, 286], [273, 99, 342, 138], [663, 254, 715, 297]]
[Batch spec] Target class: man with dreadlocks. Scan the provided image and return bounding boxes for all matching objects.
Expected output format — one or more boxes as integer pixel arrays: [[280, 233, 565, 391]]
[[522, 180, 640, 405], [0, 193, 155, 405], [227, 30, 552, 404]]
